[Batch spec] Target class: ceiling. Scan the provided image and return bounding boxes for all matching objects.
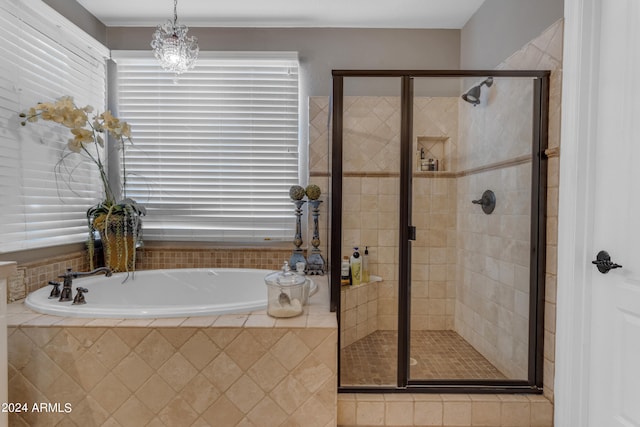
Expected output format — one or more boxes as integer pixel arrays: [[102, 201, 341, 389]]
[[76, 0, 485, 29]]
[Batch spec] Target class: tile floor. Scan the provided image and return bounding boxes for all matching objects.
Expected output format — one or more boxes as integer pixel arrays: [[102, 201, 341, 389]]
[[340, 330, 505, 386]]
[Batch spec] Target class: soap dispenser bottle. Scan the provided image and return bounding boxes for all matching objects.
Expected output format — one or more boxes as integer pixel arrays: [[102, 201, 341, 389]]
[[350, 247, 362, 286], [362, 246, 370, 283]]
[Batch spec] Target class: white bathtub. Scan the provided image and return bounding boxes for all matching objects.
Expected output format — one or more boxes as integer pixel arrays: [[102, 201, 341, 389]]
[[25, 268, 317, 319]]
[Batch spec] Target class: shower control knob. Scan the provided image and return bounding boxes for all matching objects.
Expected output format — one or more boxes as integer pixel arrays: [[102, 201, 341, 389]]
[[591, 250, 622, 274]]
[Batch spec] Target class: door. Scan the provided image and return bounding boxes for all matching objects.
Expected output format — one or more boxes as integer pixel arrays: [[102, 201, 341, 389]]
[[556, 0, 640, 425], [588, 0, 640, 425]]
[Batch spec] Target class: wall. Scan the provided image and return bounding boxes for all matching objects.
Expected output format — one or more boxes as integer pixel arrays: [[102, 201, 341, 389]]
[[457, 18, 564, 396], [411, 98, 459, 332], [42, 0, 107, 44], [454, 75, 535, 379], [106, 27, 460, 97], [310, 94, 459, 346], [460, 0, 564, 69]]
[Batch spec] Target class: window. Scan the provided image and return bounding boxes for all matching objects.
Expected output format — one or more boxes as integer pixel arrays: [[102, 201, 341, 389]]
[[0, 0, 108, 253], [113, 51, 300, 242]]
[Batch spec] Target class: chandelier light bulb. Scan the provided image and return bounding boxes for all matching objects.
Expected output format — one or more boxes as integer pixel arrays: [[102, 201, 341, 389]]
[[150, 0, 199, 76]]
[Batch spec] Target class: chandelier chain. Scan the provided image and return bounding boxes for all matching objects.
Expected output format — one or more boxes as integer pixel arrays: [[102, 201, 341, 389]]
[[173, 0, 178, 26]]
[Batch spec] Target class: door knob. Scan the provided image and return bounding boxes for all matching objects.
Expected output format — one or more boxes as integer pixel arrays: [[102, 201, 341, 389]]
[[591, 250, 622, 274]]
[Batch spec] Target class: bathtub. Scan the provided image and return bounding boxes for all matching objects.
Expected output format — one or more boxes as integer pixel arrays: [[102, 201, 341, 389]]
[[25, 268, 317, 319]]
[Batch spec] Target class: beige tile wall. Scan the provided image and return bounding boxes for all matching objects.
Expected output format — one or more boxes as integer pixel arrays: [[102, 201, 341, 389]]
[[460, 20, 564, 401], [135, 247, 294, 271], [337, 393, 553, 427], [8, 323, 337, 427], [455, 163, 532, 379], [411, 97, 460, 333], [340, 281, 379, 349], [310, 96, 460, 333], [8, 252, 89, 302], [411, 176, 458, 331], [455, 55, 536, 378]]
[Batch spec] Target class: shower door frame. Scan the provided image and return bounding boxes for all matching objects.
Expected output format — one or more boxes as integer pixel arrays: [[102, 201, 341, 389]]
[[331, 69, 550, 394]]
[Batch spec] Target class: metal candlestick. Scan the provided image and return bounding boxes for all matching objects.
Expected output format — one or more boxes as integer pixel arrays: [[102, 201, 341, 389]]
[[306, 199, 325, 275], [289, 199, 307, 267]]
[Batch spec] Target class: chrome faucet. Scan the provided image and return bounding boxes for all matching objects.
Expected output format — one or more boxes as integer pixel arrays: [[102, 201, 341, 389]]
[[56, 267, 112, 302]]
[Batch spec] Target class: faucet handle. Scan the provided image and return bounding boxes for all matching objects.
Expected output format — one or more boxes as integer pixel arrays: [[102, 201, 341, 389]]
[[58, 268, 76, 287], [48, 281, 61, 299], [72, 287, 89, 305]]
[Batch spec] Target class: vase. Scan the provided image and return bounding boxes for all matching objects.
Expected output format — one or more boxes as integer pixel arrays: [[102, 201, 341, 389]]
[[91, 213, 140, 272]]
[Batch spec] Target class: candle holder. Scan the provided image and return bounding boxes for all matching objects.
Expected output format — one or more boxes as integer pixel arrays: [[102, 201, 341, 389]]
[[289, 199, 307, 268], [306, 199, 325, 275]]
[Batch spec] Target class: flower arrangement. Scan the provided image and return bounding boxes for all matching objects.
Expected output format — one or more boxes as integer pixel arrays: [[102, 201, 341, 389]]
[[20, 96, 145, 272]]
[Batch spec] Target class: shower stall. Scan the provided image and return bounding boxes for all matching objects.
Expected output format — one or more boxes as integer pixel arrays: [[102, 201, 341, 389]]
[[330, 70, 549, 392]]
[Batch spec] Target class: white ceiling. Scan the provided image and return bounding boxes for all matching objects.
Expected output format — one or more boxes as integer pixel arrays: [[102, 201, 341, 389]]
[[76, 0, 485, 29]]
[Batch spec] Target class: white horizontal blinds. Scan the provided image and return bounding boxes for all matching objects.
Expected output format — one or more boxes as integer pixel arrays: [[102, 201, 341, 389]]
[[0, 0, 108, 253], [114, 52, 300, 241]]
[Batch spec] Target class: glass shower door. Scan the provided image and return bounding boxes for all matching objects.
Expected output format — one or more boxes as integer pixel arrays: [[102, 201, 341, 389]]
[[408, 76, 536, 383], [338, 77, 401, 387]]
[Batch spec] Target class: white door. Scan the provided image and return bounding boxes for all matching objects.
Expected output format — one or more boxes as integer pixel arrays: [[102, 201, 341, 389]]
[[588, 0, 640, 425], [556, 0, 640, 426]]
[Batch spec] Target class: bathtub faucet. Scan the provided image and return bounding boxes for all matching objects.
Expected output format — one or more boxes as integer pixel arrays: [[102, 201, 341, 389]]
[[72, 267, 113, 278], [56, 267, 112, 302]]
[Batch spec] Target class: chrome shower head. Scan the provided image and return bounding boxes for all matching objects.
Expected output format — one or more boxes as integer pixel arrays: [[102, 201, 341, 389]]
[[461, 77, 494, 106]]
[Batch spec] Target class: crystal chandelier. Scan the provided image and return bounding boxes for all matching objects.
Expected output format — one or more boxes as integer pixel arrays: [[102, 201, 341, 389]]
[[150, 0, 199, 76]]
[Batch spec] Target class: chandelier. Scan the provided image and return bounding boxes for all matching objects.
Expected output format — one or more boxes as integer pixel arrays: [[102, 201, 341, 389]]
[[150, 0, 199, 76]]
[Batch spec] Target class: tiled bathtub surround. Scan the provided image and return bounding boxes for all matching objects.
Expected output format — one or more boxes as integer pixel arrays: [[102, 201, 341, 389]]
[[8, 247, 296, 303], [7, 278, 337, 427]]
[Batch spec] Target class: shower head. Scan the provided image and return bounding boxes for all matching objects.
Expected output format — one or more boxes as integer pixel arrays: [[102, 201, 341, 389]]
[[461, 77, 494, 106]]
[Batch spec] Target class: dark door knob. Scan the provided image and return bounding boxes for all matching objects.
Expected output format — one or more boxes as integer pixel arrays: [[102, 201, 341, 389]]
[[591, 250, 622, 274]]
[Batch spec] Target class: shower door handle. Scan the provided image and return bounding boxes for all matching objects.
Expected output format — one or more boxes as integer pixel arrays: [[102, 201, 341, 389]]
[[591, 250, 622, 274], [408, 226, 416, 241]]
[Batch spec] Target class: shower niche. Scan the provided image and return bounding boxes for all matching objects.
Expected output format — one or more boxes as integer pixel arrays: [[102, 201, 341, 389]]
[[330, 70, 549, 393], [416, 136, 448, 172]]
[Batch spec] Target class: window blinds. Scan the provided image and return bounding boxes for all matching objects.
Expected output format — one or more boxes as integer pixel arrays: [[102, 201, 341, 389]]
[[0, 0, 108, 253], [113, 52, 300, 242]]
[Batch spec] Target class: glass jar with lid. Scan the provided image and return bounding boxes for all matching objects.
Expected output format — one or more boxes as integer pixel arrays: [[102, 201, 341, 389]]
[[264, 261, 306, 318]]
